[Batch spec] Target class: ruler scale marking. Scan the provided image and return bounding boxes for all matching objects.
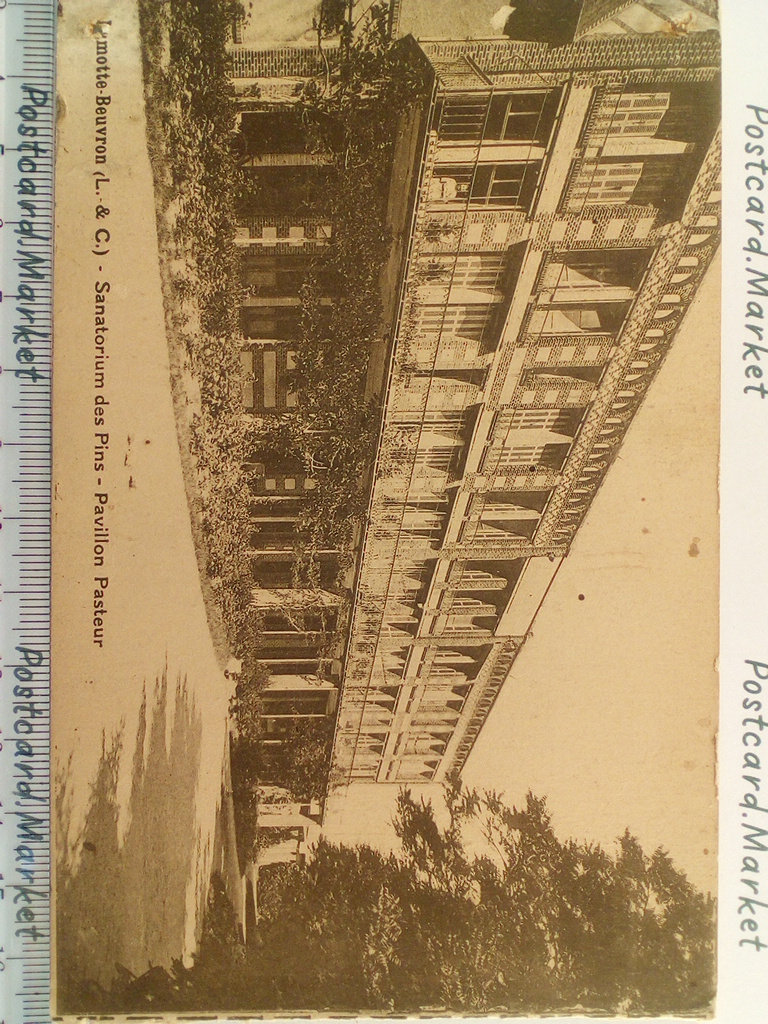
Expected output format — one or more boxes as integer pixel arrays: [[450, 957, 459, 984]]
[[0, 0, 55, 1021]]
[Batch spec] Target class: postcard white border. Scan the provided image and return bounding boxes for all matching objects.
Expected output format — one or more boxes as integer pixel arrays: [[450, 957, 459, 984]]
[[41, 2, 760, 1021], [718, 0, 768, 1021]]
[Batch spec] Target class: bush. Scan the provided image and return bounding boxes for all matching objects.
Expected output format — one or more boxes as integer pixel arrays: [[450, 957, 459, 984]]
[[139, 0, 256, 652]]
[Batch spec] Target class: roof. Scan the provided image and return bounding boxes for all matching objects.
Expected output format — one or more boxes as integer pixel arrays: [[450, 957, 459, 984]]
[[575, 0, 635, 35], [575, 0, 719, 37]]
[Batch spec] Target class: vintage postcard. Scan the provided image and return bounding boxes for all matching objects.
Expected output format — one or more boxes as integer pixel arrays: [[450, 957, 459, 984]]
[[52, 0, 723, 1016]]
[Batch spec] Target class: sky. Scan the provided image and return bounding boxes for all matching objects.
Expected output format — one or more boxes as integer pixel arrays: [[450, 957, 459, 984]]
[[323, 253, 720, 895], [238, 0, 513, 47]]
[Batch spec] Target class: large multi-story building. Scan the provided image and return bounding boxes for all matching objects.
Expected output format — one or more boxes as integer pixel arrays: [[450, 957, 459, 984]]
[[230, 3, 720, 801]]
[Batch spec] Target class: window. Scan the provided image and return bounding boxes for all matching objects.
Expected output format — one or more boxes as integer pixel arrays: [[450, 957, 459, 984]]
[[431, 163, 541, 211], [430, 169, 472, 202], [453, 254, 509, 291], [403, 734, 448, 756], [491, 445, 547, 468], [352, 752, 382, 768], [570, 162, 642, 205], [263, 349, 277, 408], [260, 694, 327, 716], [495, 408, 563, 431], [393, 409, 469, 429], [457, 568, 506, 589], [241, 349, 256, 411], [420, 695, 466, 716], [383, 621, 418, 638], [608, 92, 670, 137], [474, 520, 535, 541], [439, 95, 488, 141], [403, 506, 447, 525], [502, 91, 550, 141], [472, 163, 539, 207], [417, 304, 499, 340], [432, 650, 478, 667], [482, 412, 577, 473], [481, 504, 542, 528], [528, 301, 631, 335], [449, 596, 493, 611], [417, 253, 518, 298], [539, 248, 650, 301], [485, 89, 561, 144], [240, 254, 309, 296], [417, 425, 465, 451], [486, 443, 570, 472], [241, 307, 302, 340], [358, 733, 387, 755], [520, 369, 602, 399], [414, 448, 457, 471], [426, 666, 467, 680], [411, 711, 459, 728], [362, 707, 393, 727]]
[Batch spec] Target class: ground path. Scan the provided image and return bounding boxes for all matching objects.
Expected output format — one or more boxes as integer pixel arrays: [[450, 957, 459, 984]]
[[53, 0, 233, 987]]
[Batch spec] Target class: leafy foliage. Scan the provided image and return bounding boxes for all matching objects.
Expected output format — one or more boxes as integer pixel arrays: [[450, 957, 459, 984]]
[[232, 715, 335, 806], [139, 0, 430, 644], [139, 0, 259, 656], [105, 778, 715, 1015], [243, 21, 430, 562], [229, 659, 270, 737], [318, 0, 348, 36]]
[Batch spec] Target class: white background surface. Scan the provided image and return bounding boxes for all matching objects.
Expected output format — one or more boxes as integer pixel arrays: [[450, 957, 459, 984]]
[[718, 0, 768, 1019]]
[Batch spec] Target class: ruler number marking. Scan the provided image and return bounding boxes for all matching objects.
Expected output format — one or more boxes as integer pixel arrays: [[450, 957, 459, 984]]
[[0, 0, 55, 1013]]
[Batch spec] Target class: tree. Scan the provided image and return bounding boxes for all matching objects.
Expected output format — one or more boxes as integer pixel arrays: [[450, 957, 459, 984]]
[[500, 0, 582, 44], [254, 714, 335, 802], [106, 778, 715, 1015], [317, 0, 347, 36], [391, 778, 715, 1014], [231, 712, 334, 810], [229, 659, 270, 739]]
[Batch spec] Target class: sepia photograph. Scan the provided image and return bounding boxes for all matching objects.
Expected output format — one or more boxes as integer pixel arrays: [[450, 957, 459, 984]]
[[52, 0, 720, 1015]]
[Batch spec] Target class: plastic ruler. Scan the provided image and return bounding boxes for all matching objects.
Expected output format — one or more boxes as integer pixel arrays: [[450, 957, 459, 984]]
[[0, 0, 55, 1021]]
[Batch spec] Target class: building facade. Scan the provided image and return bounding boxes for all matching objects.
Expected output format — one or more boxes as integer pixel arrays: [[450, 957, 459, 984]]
[[231, 78, 346, 737], [328, 29, 720, 786], [228, 15, 720, 795]]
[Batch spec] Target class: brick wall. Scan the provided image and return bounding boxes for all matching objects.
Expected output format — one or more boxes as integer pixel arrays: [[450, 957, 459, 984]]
[[230, 47, 330, 79], [421, 31, 720, 77]]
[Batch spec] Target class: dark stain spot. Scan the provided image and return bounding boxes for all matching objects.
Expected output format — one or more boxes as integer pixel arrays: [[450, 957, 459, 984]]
[[688, 537, 700, 558], [578, 594, 585, 601]]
